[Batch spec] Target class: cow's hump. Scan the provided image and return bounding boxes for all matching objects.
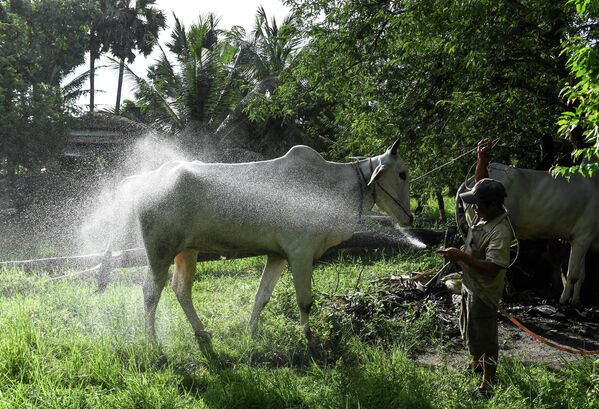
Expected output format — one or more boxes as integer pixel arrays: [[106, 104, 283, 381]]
[[283, 145, 327, 165]]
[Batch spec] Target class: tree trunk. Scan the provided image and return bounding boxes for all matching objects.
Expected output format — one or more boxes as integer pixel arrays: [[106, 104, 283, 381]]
[[436, 191, 446, 224], [115, 58, 125, 115], [536, 134, 554, 170], [89, 50, 96, 113]]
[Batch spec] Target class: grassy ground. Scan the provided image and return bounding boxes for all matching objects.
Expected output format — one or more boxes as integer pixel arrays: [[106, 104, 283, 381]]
[[0, 249, 596, 408], [409, 194, 457, 231]]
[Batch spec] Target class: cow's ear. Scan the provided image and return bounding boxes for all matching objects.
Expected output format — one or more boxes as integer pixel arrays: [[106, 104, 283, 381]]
[[368, 164, 389, 186]]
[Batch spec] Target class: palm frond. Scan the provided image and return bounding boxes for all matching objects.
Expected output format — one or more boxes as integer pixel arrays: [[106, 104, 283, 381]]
[[147, 45, 180, 98], [167, 13, 189, 63], [62, 65, 109, 103]]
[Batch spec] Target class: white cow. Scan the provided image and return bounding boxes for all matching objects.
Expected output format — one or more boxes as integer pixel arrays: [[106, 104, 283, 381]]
[[104, 141, 412, 350], [458, 163, 599, 304]]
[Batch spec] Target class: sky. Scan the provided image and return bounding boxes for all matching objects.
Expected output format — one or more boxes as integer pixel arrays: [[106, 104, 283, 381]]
[[69, 0, 290, 111]]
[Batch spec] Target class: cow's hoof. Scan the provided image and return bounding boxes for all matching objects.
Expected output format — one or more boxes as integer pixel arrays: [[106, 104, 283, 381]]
[[559, 295, 581, 306], [559, 286, 574, 304], [154, 353, 168, 369], [94, 278, 109, 294], [94, 264, 112, 293], [195, 330, 212, 342], [559, 294, 573, 305], [195, 331, 215, 357], [307, 334, 325, 362], [247, 323, 258, 338]]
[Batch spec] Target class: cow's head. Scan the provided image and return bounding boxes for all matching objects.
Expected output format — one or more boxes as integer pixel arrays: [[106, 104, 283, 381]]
[[367, 138, 413, 226]]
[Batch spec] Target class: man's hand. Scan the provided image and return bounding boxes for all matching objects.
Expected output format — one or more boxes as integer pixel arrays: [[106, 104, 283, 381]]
[[437, 247, 502, 277], [436, 247, 467, 264], [477, 139, 492, 158]]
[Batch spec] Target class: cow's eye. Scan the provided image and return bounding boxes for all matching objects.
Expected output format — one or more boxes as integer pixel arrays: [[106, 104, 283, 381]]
[[399, 171, 407, 180]]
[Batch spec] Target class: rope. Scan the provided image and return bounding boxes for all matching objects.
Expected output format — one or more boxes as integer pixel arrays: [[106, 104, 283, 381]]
[[502, 207, 520, 270], [412, 147, 478, 182], [412, 138, 502, 183], [0, 247, 145, 271]]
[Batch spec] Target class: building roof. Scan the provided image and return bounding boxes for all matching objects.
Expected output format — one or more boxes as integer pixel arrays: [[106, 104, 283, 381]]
[[70, 112, 149, 140], [65, 113, 150, 157]]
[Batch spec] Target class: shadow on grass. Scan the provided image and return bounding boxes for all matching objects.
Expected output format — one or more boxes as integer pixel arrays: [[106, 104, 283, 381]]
[[168, 344, 445, 409]]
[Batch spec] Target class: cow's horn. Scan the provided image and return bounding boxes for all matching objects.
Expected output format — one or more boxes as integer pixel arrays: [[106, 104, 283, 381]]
[[389, 138, 400, 155]]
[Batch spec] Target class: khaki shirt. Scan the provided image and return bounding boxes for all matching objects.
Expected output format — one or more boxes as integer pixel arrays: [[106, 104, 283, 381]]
[[462, 210, 513, 306]]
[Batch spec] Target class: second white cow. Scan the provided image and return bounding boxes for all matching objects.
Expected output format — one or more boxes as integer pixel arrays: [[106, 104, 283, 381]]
[[459, 163, 599, 304]]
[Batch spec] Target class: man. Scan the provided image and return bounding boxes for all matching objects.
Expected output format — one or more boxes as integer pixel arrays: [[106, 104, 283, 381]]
[[437, 139, 513, 397]]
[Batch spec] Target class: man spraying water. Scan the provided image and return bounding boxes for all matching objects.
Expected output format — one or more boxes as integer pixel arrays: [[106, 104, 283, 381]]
[[436, 139, 512, 398]]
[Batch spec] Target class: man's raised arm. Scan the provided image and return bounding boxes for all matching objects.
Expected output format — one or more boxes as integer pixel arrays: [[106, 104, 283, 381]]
[[475, 139, 492, 182]]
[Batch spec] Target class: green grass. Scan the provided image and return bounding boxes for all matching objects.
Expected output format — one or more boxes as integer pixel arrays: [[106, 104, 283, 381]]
[[0, 251, 596, 408], [411, 194, 457, 229]]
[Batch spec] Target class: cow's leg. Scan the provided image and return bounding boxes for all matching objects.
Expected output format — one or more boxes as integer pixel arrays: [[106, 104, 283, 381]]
[[172, 248, 213, 353], [289, 256, 315, 338], [143, 258, 170, 344], [248, 255, 287, 336], [560, 239, 591, 304]]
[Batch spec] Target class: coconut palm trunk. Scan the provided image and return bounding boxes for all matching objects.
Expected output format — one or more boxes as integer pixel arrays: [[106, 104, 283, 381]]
[[115, 58, 125, 114], [89, 49, 96, 112]]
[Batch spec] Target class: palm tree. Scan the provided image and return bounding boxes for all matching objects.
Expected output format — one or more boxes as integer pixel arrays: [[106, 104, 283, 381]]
[[214, 7, 300, 136], [120, 13, 238, 132], [88, 0, 114, 112], [250, 6, 300, 79], [120, 8, 301, 138], [106, 0, 165, 114]]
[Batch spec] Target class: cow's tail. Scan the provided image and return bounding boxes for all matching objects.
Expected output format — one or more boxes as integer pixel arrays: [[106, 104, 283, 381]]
[[95, 196, 119, 293], [95, 178, 138, 293], [95, 241, 113, 293]]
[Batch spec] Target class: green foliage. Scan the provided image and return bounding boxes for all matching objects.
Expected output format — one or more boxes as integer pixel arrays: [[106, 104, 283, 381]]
[[243, 0, 581, 192], [555, 0, 599, 178], [0, 0, 87, 174], [1, 0, 91, 85], [3, 84, 68, 170]]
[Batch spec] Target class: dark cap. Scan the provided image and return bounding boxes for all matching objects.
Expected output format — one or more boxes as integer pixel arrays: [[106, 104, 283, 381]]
[[460, 178, 507, 205]]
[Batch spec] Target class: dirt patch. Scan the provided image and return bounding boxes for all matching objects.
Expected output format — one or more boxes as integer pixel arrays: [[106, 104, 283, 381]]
[[415, 297, 599, 369], [328, 278, 599, 369]]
